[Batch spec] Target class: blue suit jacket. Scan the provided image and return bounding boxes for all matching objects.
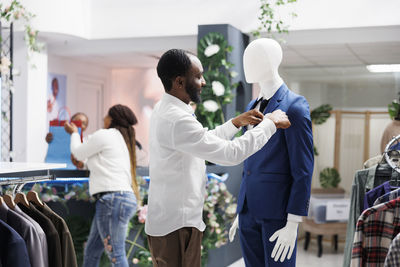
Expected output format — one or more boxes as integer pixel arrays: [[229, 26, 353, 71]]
[[237, 84, 314, 220]]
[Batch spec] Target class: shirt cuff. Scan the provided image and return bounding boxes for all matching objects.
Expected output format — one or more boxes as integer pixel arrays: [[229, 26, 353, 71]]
[[287, 213, 303, 223], [225, 119, 241, 136], [259, 118, 277, 135]]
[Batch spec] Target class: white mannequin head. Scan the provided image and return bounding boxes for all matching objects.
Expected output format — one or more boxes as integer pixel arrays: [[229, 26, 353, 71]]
[[243, 38, 284, 99]]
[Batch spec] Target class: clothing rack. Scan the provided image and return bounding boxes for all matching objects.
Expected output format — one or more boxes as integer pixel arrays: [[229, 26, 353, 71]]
[[0, 174, 56, 196], [0, 162, 90, 196]]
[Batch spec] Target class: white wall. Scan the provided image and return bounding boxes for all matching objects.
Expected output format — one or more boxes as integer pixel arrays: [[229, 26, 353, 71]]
[[111, 68, 164, 165]]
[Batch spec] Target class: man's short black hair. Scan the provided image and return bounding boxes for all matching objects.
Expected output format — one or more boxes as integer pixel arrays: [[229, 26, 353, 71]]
[[157, 49, 192, 91]]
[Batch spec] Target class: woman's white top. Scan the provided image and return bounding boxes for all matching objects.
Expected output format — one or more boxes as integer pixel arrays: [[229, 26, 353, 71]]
[[70, 128, 133, 196]]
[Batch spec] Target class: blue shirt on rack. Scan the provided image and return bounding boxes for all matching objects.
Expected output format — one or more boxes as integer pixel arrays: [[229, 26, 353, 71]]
[[363, 181, 392, 210]]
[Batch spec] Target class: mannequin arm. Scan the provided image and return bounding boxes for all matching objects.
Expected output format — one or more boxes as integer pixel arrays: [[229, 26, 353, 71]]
[[269, 218, 299, 262], [229, 213, 301, 244], [229, 214, 239, 242]]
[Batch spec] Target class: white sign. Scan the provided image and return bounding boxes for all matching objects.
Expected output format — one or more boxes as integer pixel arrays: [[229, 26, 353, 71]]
[[326, 200, 350, 221]]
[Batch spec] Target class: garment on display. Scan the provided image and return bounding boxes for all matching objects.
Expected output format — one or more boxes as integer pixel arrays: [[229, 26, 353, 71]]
[[0, 169, 77, 267], [230, 38, 314, 266], [343, 135, 400, 266]]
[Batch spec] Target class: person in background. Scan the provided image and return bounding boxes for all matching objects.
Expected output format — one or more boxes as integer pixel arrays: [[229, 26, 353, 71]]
[[64, 104, 139, 267]]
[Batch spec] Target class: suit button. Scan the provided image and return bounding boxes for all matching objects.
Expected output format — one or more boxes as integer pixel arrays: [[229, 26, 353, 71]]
[[247, 171, 251, 175]]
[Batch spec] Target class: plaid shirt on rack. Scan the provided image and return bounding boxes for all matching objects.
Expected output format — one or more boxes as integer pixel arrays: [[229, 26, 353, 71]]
[[384, 233, 400, 267], [351, 198, 400, 267]]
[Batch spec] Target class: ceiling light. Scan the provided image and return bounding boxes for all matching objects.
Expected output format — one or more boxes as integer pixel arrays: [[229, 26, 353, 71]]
[[366, 64, 400, 73]]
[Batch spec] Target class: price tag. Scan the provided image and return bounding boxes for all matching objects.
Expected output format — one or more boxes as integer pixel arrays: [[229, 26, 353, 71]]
[[326, 200, 350, 221]]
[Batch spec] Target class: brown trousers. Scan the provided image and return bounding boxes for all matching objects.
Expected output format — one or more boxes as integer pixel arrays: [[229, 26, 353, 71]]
[[147, 227, 203, 267]]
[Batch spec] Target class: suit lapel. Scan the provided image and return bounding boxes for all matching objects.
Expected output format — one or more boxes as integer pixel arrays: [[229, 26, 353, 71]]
[[244, 99, 257, 132], [264, 84, 288, 115], [247, 99, 257, 112]]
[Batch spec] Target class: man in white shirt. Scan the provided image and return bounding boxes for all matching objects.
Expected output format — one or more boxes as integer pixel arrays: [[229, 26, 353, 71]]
[[146, 49, 291, 267]]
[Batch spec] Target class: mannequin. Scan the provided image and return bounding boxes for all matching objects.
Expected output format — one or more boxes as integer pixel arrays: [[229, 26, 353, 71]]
[[230, 38, 314, 266]]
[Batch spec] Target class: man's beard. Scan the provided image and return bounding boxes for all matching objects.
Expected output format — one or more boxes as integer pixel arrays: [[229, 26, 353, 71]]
[[185, 83, 201, 103]]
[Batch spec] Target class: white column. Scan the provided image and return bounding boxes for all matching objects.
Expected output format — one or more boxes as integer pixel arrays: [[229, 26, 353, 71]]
[[13, 35, 48, 162]]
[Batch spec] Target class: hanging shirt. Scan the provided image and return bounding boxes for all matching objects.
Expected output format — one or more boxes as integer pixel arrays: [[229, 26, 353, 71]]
[[374, 188, 400, 206], [4, 206, 46, 267], [351, 198, 400, 266], [0, 219, 31, 267], [18, 203, 62, 267], [343, 164, 393, 267], [384, 232, 400, 267], [145, 93, 277, 236], [31, 203, 77, 267], [14, 205, 48, 267], [363, 181, 392, 210]]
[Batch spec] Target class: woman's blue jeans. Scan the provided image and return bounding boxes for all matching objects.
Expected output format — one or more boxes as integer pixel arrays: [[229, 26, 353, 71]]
[[83, 191, 137, 267]]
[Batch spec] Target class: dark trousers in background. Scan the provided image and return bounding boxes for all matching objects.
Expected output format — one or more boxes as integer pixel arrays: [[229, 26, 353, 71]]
[[239, 202, 297, 267], [147, 227, 203, 267]]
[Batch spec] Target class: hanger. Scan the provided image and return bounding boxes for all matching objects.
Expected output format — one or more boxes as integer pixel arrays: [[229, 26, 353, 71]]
[[27, 191, 44, 207], [14, 192, 30, 208], [3, 194, 16, 209]]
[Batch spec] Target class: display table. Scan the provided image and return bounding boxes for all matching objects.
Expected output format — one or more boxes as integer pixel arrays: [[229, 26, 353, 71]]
[[302, 218, 347, 257]]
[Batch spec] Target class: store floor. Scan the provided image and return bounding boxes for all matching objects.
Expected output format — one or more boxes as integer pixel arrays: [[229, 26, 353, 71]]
[[227, 239, 344, 267]]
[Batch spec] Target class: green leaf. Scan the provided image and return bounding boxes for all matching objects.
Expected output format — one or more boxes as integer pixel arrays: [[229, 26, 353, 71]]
[[320, 168, 341, 188], [388, 100, 400, 120], [311, 104, 333, 125]]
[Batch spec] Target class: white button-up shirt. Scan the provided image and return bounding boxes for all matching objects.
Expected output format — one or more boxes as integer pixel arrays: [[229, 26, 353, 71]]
[[145, 93, 277, 236]]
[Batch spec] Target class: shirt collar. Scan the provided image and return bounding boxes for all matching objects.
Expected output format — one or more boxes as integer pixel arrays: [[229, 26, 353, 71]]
[[162, 93, 194, 115]]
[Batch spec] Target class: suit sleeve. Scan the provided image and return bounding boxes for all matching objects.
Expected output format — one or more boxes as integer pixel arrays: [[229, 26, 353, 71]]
[[284, 96, 314, 216]]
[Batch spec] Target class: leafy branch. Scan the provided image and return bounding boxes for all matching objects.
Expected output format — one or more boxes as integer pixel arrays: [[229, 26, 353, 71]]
[[253, 0, 298, 38], [0, 0, 42, 54]]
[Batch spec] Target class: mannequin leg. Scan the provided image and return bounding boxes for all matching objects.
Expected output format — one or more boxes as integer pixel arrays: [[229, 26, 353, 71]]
[[262, 219, 297, 267], [239, 202, 297, 267], [239, 203, 265, 267]]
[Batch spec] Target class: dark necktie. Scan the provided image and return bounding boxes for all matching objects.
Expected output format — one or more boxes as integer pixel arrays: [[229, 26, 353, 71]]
[[250, 98, 263, 110], [259, 99, 269, 113]]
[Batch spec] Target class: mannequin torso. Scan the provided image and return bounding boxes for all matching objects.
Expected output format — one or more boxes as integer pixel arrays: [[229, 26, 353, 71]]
[[233, 38, 314, 265]]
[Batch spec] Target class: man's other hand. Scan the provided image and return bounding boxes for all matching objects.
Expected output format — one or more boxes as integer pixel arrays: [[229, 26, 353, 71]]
[[266, 110, 291, 129]]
